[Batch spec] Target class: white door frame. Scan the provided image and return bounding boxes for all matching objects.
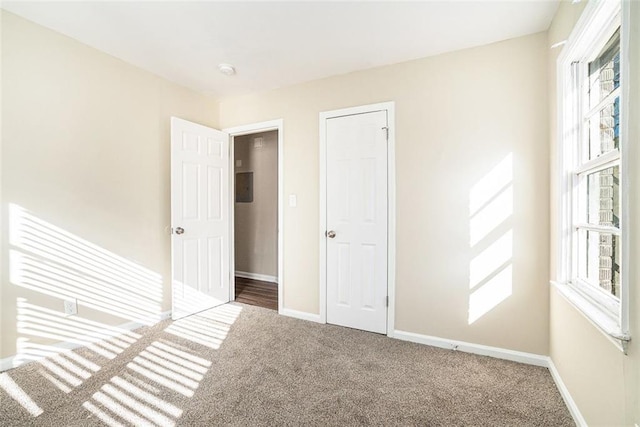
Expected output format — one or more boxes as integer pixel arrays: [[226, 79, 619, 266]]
[[223, 119, 284, 314], [319, 102, 396, 336]]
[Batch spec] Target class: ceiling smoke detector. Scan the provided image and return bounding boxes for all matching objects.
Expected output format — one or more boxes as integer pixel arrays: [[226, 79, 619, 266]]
[[218, 63, 236, 76]]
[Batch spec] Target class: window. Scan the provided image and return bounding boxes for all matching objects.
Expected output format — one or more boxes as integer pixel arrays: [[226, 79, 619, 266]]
[[574, 28, 621, 298], [557, 0, 630, 349]]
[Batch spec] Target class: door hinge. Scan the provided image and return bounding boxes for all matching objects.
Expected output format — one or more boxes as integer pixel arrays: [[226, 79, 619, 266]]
[[382, 126, 389, 141], [385, 296, 389, 307]]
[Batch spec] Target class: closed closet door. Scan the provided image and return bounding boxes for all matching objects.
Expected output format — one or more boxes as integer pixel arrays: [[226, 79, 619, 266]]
[[325, 110, 388, 334]]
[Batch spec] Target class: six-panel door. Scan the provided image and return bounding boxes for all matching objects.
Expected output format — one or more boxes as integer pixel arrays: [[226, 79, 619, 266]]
[[171, 117, 230, 320], [326, 110, 388, 334]]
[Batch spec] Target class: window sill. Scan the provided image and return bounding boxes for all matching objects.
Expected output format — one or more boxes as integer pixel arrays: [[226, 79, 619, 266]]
[[550, 281, 630, 353]]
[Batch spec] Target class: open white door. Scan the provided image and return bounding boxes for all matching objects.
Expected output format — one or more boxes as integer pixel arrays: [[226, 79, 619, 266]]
[[171, 117, 230, 320]]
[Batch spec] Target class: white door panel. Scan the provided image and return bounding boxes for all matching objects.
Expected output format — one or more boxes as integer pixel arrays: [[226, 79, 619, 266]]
[[326, 111, 388, 334], [171, 117, 230, 320]]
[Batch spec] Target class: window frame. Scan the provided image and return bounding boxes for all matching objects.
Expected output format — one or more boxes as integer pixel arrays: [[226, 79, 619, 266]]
[[555, 0, 630, 351]]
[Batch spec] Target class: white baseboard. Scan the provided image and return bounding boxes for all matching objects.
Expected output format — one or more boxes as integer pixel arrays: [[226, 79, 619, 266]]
[[548, 359, 587, 427], [235, 271, 278, 283], [393, 329, 549, 367], [280, 308, 322, 323], [0, 310, 172, 372]]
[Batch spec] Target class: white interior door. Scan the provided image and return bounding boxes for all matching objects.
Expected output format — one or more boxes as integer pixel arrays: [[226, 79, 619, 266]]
[[171, 117, 230, 320], [326, 110, 388, 334]]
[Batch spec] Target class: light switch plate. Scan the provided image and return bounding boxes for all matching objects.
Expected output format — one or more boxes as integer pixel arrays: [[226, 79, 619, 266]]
[[235, 159, 242, 167], [289, 194, 297, 208]]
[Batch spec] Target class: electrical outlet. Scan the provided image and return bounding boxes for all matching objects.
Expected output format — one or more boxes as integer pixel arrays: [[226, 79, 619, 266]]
[[64, 299, 78, 316]]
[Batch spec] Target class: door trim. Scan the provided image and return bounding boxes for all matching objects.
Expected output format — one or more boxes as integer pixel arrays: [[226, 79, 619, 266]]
[[319, 102, 396, 336], [223, 119, 284, 315]]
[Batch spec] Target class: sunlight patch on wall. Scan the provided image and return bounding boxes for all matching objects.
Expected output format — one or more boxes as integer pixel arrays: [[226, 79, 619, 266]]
[[469, 154, 513, 247], [468, 154, 513, 324], [469, 154, 513, 215], [9, 203, 163, 325], [469, 186, 513, 247], [16, 299, 141, 361], [469, 231, 513, 289], [468, 265, 513, 324], [15, 299, 142, 393]]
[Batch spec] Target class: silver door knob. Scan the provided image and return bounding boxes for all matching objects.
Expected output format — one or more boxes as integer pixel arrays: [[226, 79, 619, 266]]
[[326, 230, 336, 238], [175, 227, 185, 235]]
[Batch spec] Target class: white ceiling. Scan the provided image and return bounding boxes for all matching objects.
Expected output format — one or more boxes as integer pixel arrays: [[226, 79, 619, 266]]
[[2, 1, 559, 98]]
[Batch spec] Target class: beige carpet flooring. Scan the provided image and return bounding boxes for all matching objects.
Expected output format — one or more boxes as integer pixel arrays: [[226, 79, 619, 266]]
[[0, 303, 574, 426]]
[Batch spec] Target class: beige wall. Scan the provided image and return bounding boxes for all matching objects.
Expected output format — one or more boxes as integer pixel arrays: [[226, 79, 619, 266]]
[[234, 131, 278, 278], [548, 1, 640, 425], [220, 32, 550, 355], [0, 12, 219, 359]]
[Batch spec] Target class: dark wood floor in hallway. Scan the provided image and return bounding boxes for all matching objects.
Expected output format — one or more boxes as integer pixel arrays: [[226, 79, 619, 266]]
[[235, 276, 278, 310]]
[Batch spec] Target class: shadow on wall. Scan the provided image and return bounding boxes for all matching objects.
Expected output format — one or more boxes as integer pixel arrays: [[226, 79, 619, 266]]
[[4, 202, 159, 372], [468, 154, 513, 324]]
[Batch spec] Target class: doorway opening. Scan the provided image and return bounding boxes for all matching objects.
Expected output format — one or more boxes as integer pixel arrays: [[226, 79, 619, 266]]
[[233, 130, 278, 310], [225, 120, 284, 313]]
